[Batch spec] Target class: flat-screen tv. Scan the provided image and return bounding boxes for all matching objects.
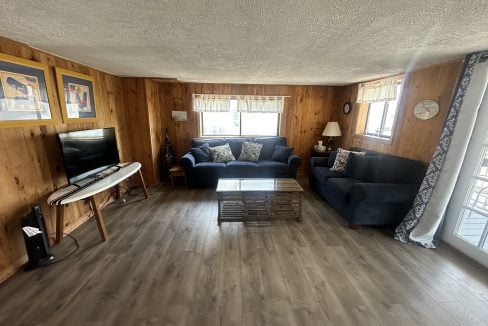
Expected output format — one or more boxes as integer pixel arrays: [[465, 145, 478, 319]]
[[57, 128, 120, 184]]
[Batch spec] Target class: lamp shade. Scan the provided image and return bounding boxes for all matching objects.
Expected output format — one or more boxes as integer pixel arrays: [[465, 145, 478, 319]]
[[322, 122, 342, 137]]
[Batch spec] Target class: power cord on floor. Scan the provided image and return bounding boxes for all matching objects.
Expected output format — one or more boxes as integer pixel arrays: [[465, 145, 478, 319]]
[[45, 232, 80, 266]]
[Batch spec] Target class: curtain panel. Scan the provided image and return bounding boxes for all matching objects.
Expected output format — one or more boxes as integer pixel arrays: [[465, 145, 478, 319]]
[[192, 94, 231, 112], [356, 77, 402, 103], [237, 95, 285, 113], [192, 94, 286, 113], [394, 51, 488, 248]]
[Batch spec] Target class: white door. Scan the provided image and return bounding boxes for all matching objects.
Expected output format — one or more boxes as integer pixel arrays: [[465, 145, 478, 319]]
[[443, 83, 488, 268]]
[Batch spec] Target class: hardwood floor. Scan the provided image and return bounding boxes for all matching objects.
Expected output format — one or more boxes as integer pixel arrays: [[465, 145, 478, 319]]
[[1, 179, 488, 325]]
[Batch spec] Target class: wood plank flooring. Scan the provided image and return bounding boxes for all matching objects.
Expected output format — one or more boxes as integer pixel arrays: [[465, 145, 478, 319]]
[[1, 179, 488, 325]]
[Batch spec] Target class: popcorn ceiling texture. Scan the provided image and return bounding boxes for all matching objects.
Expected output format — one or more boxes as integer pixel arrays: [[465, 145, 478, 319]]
[[0, 0, 487, 85]]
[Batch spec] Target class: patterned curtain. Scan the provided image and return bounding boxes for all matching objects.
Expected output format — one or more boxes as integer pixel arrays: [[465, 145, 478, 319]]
[[394, 51, 488, 248]]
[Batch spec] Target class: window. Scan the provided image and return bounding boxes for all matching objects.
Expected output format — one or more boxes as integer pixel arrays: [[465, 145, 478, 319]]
[[363, 84, 401, 139], [200, 99, 279, 136]]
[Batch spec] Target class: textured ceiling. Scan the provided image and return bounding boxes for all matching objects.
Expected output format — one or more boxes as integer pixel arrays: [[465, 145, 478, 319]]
[[0, 0, 488, 85]]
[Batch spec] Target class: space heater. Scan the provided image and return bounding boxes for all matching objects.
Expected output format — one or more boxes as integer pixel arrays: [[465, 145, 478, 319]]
[[21, 204, 54, 270]]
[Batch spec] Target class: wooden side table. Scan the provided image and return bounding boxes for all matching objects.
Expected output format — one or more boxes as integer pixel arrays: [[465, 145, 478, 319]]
[[311, 149, 332, 157], [169, 165, 187, 187]]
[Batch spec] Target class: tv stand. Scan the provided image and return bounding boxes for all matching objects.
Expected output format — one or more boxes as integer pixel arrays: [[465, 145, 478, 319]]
[[47, 162, 148, 243]]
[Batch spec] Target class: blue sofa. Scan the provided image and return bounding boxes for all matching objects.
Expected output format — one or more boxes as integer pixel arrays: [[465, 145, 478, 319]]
[[309, 149, 425, 228], [180, 136, 301, 187]]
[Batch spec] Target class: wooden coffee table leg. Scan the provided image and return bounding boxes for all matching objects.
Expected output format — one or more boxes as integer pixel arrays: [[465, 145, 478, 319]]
[[89, 196, 108, 241], [218, 198, 222, 225], [56, 204, 65, 243], [138, 170, 149, 199]]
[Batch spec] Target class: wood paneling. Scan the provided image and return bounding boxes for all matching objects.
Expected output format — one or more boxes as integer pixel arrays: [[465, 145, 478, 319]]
[[334, 60, 463, 163], [120, 78, 162, 185], [0, 36, 133, 282], [158, 83, 336, 175]]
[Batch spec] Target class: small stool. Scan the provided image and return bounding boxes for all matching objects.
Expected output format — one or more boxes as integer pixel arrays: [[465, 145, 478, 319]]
[[169, 165, 187, 187]]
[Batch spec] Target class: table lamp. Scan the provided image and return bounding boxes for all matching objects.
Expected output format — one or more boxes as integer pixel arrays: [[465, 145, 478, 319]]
[[322, 122, 342, 150]]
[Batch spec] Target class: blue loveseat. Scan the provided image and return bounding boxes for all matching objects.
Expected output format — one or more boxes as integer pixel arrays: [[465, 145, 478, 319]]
[[310, 149, 426, 228], [180, 136, 301, 187]]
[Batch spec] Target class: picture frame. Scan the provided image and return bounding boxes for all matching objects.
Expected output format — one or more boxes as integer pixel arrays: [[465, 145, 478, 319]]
[[0, 53, 56, 128], [55, 67, 98, 123]]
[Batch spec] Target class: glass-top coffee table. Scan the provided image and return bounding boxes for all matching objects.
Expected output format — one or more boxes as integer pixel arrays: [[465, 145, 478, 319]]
[[216, 178, 304, 224]]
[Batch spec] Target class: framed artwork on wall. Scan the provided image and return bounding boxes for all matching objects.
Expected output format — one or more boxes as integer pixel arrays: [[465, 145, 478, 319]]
[[55, 68, 98, 123], [0, 53, 56, 128]]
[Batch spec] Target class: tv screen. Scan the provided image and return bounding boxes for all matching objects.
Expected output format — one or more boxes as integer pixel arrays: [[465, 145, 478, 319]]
[[57, 128, 120, 184]]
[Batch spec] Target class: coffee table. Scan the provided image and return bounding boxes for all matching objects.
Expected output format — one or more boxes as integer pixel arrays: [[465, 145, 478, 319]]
[[216, 178, 304, 224]]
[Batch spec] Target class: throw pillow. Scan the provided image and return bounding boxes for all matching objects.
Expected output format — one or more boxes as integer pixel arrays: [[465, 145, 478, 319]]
[[210, 143, 235, 163], [330, 148, 365, 172], [190, 143, 211, 163], [271, 145, 294, 163], [239, 142, 263, 161]]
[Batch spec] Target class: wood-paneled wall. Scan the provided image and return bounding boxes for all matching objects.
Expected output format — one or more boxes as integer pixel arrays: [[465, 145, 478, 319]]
[[0, 37, 133, 282], [158, 83, 336, 175], [120, 78, 162, 185], [333, 60, 463, 163]]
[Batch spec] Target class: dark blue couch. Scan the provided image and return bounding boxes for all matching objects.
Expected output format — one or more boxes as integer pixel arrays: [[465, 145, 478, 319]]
[[180, 137, 301, 187], [309, 149, 425, 227]]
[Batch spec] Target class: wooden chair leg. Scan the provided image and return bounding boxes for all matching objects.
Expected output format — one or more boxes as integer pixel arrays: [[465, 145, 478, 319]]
[[89, 196, 108, 241], [138, 169, 149, 199], [55, 205, 65, 243]]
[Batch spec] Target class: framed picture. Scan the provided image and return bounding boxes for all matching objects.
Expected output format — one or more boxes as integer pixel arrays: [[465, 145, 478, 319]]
[[55, 68, 98, 123], [0, 53, 55, 127]]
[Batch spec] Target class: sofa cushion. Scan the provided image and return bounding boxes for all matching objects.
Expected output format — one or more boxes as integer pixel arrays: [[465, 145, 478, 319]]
[[257, 160, 289, 175], [312, 167, 344, 185], [372, 155, 426, 184], [254, 137, 287, 160], [344, 153, 377, 182], [330, 148, 365, 172], [328, 151, 337, 168], [271, 145, 294, 163], [193, 162, 226, 174], [226, 160, 258, 175], [192, 138, 226, 148], [226, 138, 252, 158], [210, 144, 236, 163], [325, 178, 364, 203], [190, 143, 211, 163], [239, 142, 262, 161]]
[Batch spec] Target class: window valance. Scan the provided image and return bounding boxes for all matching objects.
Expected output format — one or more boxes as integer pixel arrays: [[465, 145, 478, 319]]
[[192, 94, 287, 113], [356, 76, 403, 103]]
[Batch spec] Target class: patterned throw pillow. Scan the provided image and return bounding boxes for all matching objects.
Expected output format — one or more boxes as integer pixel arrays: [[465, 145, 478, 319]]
[[330, 148, 365, 172], [239, 142, 263, 161], [210, 143, 236, 163]]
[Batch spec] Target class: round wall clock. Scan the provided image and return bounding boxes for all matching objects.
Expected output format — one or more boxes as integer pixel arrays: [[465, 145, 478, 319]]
[[414, 100, 439, 120], [343, 101, 352, 115]]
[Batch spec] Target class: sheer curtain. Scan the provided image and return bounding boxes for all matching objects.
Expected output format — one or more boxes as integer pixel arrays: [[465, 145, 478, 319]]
[[356, 77, 402, 103]]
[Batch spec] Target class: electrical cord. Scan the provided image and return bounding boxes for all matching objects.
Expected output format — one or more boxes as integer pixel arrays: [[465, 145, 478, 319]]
[[45, 232, 80, 266]]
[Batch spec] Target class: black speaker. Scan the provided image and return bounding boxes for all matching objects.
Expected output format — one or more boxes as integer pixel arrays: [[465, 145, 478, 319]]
[[21, 204, 54, 270]]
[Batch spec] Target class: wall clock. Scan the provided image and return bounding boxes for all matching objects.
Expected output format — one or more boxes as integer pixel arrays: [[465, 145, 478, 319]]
[[414, 100, 439, 120], [343, 101, 352, 115]]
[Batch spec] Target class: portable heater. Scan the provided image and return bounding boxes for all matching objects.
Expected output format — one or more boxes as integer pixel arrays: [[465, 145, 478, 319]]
[[21, 204, 54, 270]]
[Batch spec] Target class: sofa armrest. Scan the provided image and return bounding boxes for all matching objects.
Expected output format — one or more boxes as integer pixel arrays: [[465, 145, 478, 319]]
[[180, 153, 195, 168], [287, 154, 302, 178], [309, 157, 329, 168], [349, 183, 419, 205]]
